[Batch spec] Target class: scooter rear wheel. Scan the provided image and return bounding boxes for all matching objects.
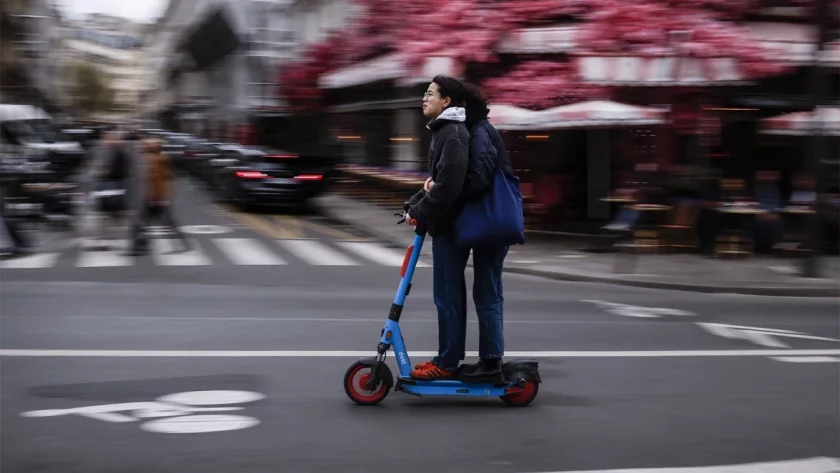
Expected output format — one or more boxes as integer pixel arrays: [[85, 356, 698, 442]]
[[344, 362, 389, 405], [500, 380, 539, 407]]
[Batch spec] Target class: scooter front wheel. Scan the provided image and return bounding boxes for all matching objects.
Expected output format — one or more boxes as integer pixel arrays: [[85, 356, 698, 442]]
[[344, 361, 389, 405]]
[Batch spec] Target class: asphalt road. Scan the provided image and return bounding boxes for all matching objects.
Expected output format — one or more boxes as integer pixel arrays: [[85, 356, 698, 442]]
[[2, 177, 839, 473]]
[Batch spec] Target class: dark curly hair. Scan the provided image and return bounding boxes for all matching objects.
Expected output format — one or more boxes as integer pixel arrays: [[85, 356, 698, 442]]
[[462, 82, 490, 130], [431, 75, 465, 110]]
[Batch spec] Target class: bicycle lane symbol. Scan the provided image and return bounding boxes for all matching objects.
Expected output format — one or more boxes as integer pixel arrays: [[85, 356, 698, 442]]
[[20, 390, 265, 434]]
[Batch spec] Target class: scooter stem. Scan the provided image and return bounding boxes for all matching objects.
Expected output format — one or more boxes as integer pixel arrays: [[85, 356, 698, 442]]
[[393, 233, 425, 306]]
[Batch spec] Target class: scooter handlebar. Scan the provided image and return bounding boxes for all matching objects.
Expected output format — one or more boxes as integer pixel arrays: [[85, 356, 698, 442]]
[[396, 210, 427, 236]]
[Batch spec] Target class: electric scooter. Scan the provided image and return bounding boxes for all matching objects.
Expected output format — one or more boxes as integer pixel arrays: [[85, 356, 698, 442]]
[[343, 212, 541, 406]]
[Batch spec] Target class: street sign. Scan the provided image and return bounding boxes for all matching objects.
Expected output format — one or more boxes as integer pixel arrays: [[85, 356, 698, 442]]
[[582, 300, 695, 318], [696, 322, 840, 348], [20, 390, 264, 434]]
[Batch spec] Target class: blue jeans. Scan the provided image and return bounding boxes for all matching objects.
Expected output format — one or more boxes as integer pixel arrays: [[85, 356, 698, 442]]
[[472, 245, 508, 360], [432, 234, 508, 369], [431, 234, 470, 370]]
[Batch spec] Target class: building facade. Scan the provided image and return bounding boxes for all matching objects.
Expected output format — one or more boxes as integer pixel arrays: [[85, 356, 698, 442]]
[[0, 0, 65, 113], [60, 13, 152, 120], [142, 0, 354, 140]]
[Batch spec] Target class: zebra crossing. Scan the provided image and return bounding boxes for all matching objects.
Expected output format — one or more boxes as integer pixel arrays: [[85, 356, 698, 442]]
[[0, 237, 432, 270]]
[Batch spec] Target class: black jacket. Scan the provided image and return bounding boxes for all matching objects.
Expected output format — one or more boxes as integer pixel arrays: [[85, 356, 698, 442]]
[[407, 108, 470, 236], [461, 118, 513, 201]]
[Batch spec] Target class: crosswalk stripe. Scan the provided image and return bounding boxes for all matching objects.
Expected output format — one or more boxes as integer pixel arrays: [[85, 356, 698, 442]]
[[277, 239, 359, 266], [151, 239, 211, 266], [1, 252, 60, 269], [337, 241, 431, 267], [213, 238, 286, 265], [77, 240, 133, 267], [1, 238, 434, 270]]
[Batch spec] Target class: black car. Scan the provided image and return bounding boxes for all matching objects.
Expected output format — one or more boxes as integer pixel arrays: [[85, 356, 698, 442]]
[[212, 146, 329, 208]]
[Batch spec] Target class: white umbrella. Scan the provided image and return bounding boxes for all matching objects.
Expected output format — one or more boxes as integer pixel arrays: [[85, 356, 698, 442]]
[[760, 107, 840, 136], [489, 100, 668, 131]]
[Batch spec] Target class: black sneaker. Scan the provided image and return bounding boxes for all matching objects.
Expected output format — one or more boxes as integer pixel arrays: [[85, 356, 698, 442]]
[[458, 359, 503, 383]]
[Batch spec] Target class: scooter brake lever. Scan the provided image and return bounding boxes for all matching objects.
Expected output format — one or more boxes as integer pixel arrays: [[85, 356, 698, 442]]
[[395, 212, 406, 224]]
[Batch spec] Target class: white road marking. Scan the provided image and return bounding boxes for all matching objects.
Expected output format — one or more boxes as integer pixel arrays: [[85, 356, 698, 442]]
[[77, 240, 132, 267], [535, 456, 840, 473], [338, 241, 431, 267], [2, 349, 840, 358], [141, 414, 259, 434], [157, 391, 265, 405], [180, 225, 233, 235], [277, 239, 359, 266], [213, 238, 286, 265], [770, 356, 840, 363], [696, 322, 840, 349], [583, 300, 695, 318], [151, 239, 210, 266], [65, 315, 651, 325], [21, 390, 264, 434], [0, 252, 59, 269]]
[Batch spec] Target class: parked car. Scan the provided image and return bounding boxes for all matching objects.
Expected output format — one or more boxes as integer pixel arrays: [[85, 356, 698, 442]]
[[0, 104, 86, 178], [182, 140, 224, 183], [211, 146, 329, 209]]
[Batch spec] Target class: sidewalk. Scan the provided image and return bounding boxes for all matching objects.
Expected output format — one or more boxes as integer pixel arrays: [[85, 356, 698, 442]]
[[314, 193, 840, 297]]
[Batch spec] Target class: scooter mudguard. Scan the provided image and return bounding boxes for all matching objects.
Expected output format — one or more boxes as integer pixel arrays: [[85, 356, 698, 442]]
[[357, 357, 395, 389], [502, 360, 542, 383]]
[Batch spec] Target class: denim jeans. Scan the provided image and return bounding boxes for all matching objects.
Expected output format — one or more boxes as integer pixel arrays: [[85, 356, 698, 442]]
[[472, 245, 508, 359], [431, 233, 470, 370]]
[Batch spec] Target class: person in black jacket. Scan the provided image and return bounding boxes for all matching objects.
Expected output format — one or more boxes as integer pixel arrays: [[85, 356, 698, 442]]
[[456, 82, 514, 380], [405, 75, 471, 380]]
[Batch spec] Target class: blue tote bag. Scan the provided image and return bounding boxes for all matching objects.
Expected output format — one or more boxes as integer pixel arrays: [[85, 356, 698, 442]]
[[454, 148, 525, 248]]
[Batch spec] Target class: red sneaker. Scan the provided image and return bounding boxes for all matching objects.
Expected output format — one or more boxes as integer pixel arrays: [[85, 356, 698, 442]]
[[410, 362, 456, 380], [414, 360, 434, 370]]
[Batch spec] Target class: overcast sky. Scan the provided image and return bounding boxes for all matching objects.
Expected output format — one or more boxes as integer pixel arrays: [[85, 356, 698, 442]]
[[55, 0, 169, 23]]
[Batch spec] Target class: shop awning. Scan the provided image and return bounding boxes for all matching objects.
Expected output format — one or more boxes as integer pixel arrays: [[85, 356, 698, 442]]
[[489, 100, 668, 130], [759, 107, 840, 136], [820, 41, 840, 67], [576, 55, 747, 86], [487, 104, 543, 130], [496, 25, 578, 54], [746, 22, 816, 65], [320, 53, 459, 89], [745, 22, 839, 67]]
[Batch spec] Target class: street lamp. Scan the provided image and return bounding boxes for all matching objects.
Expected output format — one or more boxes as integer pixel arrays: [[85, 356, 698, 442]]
[[801, 0, 833, 278]]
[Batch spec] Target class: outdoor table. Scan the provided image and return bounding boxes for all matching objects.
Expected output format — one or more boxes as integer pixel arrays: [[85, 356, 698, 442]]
[[631, 204, 671, 211], [714, 205, 766, 257]]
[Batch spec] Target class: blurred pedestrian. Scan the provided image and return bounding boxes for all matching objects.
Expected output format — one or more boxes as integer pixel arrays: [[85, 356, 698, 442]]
[[404, 75, 471, 380], [127, 138, 189, 256], [0, 188, 31, 257], [89, 130, 131, 251], [754, 170, 783, 252]]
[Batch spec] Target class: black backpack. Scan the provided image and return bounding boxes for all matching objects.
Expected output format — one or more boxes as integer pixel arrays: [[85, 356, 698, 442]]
[[104, 146, 129, 181]]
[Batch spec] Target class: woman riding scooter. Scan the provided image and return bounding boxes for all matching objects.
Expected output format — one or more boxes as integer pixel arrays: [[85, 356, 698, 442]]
[[404, 76, 471, 380]]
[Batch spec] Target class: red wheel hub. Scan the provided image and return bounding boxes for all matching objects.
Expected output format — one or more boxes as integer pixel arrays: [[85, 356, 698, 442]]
[[358, 373, 372, 391], [346, 365, 387, 404]]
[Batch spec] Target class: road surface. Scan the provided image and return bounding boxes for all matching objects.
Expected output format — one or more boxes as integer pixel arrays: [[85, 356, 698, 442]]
[[2, 178, 838, 473]]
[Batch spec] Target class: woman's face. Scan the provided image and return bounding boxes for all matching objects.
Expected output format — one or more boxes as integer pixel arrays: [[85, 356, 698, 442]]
[[422, 82, 450, 119]]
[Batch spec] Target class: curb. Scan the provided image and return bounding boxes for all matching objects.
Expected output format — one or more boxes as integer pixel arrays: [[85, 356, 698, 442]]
[[315, 201, 840, 298], [502, 266, 840, 298]]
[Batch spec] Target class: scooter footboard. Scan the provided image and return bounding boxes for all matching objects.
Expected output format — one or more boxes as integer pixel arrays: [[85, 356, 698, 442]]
[[502, 360, 541, 383]]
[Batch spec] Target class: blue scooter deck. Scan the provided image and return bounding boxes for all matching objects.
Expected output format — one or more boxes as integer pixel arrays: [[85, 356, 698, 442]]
[[396, 376, 511, 397]]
